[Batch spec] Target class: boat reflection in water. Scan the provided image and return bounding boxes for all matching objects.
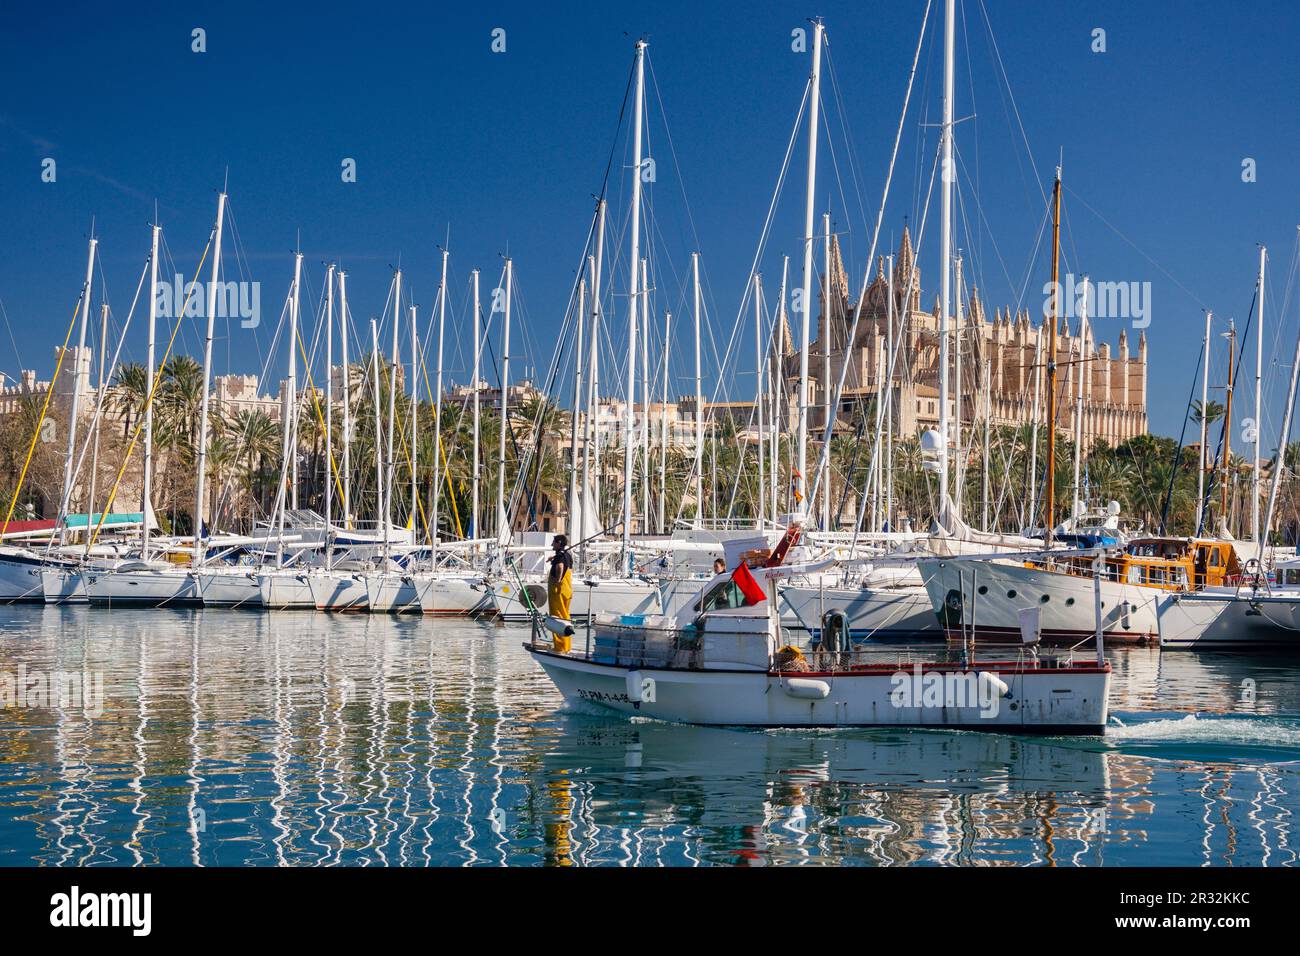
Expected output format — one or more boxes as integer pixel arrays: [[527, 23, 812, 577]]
[[0, 608, 1296, 866]]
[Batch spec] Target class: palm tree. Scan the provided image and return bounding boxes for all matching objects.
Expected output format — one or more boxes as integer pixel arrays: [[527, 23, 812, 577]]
[[110, 363, 150, 439]]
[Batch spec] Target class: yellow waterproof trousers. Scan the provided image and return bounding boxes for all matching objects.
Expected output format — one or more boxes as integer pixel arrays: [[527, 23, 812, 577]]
[[548, 569, 573, 621]]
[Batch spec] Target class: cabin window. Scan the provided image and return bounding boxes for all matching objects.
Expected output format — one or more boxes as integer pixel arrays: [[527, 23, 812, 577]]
[[1065, 597, 1075, 606], [1209, 549, 1222, 568], [1147, 567, 1166, 585], [1006, 589, 1017, 599], [698, 579, 747, 613], [1126, 566, 1142, 585]]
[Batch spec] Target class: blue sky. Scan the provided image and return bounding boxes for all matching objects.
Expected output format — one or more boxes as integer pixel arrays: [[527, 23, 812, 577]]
[[1, 1, 1298, 439]]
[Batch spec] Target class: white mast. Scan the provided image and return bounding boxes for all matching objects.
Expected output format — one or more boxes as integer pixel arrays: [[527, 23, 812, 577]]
[[953, 254, 964, 519], [338, 271, 352, 528], [640, 257, 650, 530], [58, 231, 97, 546], [143, 223, 160, 557], [982, 358, 992, 531], [497, 258, 513, 541], [470, 269, 481, 544], [1070, 277, 1089, 524], [191, 191, 226, 564], [1263, 233, 1300, 544], [795, 19, 824, 514], [754, 273, 766, 529], [937, 0, 955, 521], [821, 211, 831, 531], [289, 252, 301, 513], [691, 250, 703, 528], [583, 200, 607, 548], [409, 302, 419, 546], [1253, 246, 1266, 546], [1027, 332, 1043, 530], [87, 301, 109, 535], [369, 319, 384, 549], [1196, 311, 1212, 532], [885, 253, 895, 531], [659, 309, 671, 534], [622, 39, 646, 562], [774, 256, 789, 520], [384, 270, 400, 553], [568, 276, 587, 543], [432, 248, 449, 564], [323, 264, 335, 569]]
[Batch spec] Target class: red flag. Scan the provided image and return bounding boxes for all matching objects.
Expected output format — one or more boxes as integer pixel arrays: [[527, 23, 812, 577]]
[[731, 561, 768, 606]]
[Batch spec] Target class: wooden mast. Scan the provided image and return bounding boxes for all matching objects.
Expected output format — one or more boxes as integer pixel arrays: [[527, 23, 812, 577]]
[[1044, 168, 1062, 546]]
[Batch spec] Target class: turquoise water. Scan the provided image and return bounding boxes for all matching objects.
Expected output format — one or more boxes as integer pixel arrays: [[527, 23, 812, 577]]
[[0, 606, 1297, 866]]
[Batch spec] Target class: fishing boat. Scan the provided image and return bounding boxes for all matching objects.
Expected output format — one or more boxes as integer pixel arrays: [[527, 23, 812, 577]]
[[526, 519, 1111, 733]]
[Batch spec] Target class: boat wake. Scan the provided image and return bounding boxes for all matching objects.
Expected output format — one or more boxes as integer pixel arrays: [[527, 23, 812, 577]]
[[1103, 712, 1300, 764]]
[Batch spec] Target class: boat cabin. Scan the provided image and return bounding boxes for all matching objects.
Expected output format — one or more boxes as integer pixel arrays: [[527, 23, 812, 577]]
[[1036, 537, 1240, 591]]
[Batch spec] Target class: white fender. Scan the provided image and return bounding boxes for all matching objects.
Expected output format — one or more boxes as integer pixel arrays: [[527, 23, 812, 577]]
[[543, 615, 574, 637], [783, 678, 831, 700], [978, 671, 1010, 698], [626, 670, 655, 703]]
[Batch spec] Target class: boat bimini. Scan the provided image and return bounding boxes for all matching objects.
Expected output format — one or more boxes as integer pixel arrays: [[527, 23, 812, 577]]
[[526, 521, 1111, 734]]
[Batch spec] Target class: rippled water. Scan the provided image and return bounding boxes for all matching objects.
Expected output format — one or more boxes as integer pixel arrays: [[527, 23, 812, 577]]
[[0, 605, 1297, 866]]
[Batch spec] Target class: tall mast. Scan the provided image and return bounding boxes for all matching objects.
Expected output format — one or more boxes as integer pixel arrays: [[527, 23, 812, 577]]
[[1070, 276, 1089, 524], [982, 358, 991, 531], [640, 257, 650, 530], [691, 250, 703, 527], [795, 19, 824, 513], [1222, 321, 1236, 529], [1044, 169, 1062, 546], [408, 302, 419, 547], [497, 258, 513, 541], [622, 39, 646, 563], [1196, 311, 1211, 532], [1263, 234, 1300, 544], [470, 269, 481, 543], [1253, 246, 1266, 546], [821, 212, 831, 531], [937, 0, 955, 521], [1027, 333, 1043, 530], [774, 255, 789, 520], [191, 191, 226, 564], [58, 230, 97, 546], [568, 276, 587, 544], [885, 253, 895, 531], [289, 251, 301, 512], [432, 248, 449, 564], [369, 319, 384, 548], [384, 270, 400, 553], [337, 271, 352, 528], [582, 200, 607, 552], [142, 223, 160, 557], [953, 254, 964, 519], [87, 301, 109, 538], [754, 273, 766, 529], [323, 264, 335, 570], [659, 309, 671, 534]]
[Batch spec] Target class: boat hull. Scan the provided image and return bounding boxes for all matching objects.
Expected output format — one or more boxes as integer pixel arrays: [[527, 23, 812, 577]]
[[0, 550, 54, 603], [527, 646, 1109, 733], [918, 557, 1161, 645], [366, 574, 422, 613], [41, 567, 87, 604], [258, 571, 316, 609], [1157, 589, 1300, 649], [308, 572, 370, 611], [415, 574, 491, 615], [85, 568, 201, 607], [199, 570, 264, 608]]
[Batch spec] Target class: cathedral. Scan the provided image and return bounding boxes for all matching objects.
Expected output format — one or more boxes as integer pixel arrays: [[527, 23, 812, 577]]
[[781, 228, 1149, 450]]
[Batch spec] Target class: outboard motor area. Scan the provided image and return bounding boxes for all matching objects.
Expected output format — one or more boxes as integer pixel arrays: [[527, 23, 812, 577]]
[[820, 608, 850, 667], [941, 588, 963, 629]]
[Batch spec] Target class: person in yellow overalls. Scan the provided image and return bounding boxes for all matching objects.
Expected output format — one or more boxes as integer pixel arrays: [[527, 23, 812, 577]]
[[547, 535, 574, 645]]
